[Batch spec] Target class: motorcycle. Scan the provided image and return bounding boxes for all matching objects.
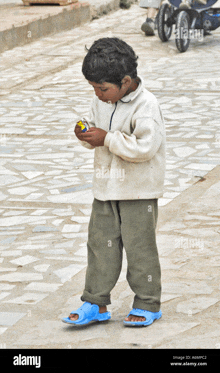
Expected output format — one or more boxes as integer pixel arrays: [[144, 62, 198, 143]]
[[157, 0, 220, 52]]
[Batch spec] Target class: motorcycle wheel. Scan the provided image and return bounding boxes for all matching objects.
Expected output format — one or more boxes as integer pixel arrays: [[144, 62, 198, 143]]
[[158, 3, 173, 42], [175, 11, 190, 52]]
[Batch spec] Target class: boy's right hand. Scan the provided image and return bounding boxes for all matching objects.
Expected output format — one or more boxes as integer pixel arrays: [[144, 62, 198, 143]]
[[74, 124, 85, 141]]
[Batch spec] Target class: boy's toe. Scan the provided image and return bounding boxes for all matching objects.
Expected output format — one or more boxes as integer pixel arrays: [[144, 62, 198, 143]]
[[125, 315, 146, 322], [69, 313, 79, 321]]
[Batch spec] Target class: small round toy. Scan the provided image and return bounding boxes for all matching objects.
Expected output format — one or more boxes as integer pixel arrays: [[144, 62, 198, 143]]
[[77, 120, 88, 132]]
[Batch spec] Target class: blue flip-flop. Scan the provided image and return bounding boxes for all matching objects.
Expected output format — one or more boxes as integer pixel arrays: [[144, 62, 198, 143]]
[[123, 308, 162, 327], [62, 302, 111, 326]]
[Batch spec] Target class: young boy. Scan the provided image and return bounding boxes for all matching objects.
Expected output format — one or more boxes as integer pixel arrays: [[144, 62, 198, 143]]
[[62, 37, 166, 327], [140, 0, 163, 36], [179, 0, 207, 9]]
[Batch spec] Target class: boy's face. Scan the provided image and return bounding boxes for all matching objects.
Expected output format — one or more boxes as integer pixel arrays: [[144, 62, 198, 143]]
[[88, 80, 128, 104]]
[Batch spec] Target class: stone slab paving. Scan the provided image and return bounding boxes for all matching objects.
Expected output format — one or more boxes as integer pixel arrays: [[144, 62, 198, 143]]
[[0, 3, 220, 350]]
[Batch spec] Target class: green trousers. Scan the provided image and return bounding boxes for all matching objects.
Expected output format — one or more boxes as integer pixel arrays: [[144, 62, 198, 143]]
[[81, 198, 161, 312]]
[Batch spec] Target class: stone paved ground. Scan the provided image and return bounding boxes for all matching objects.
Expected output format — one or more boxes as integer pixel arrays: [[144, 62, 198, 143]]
[[0, 3, 220, 353]]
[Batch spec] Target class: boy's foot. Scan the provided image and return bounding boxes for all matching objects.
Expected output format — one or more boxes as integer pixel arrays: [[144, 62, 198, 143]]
[[62, 303, 111, 325], [69, 305, 107, 321], [124, 309, 162, 327], [141, 18, 155, 36], [124, 315, 146, 322]]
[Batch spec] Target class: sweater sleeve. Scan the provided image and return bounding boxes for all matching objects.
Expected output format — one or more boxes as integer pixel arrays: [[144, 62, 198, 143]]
[[104, 116, 164, 163]]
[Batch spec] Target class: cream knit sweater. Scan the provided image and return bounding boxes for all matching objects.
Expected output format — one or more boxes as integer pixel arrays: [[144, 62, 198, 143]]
[[79, 76, 166, 201]]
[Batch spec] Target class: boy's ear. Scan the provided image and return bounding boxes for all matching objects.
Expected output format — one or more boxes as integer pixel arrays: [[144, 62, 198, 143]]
[[121, 75, 132, 86]]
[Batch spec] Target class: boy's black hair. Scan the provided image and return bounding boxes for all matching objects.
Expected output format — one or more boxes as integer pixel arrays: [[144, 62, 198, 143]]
[[82, 37, 138, 88]]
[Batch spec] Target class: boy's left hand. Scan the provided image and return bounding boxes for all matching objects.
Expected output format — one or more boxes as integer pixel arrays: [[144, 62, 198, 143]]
[[78, 127, 107, 147]]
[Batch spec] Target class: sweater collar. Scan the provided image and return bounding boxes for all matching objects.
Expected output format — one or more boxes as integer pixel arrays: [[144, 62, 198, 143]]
[[119, 76, 144, 103]]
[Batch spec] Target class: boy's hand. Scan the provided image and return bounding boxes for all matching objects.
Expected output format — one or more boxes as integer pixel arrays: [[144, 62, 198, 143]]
[[74, 124, 85, 141], [75, 125, 107, 147]]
